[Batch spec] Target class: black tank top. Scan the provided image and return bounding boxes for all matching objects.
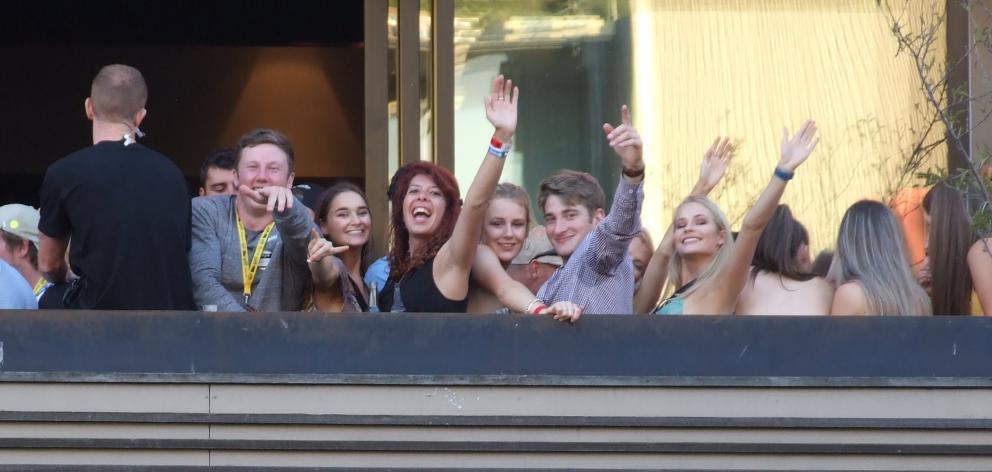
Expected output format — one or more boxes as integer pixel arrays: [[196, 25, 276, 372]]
[[377, 256, 468, 313]]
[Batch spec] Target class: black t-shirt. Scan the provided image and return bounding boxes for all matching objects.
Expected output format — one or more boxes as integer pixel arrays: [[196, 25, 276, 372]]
[[39, 140, 195, 310], [377, 256, 468, 313]]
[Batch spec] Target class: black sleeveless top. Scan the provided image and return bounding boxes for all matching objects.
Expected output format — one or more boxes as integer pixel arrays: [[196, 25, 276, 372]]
[[377, 256, 469, 313]]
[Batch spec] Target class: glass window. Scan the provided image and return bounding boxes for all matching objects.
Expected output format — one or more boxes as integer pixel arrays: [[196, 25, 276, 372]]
[[451, 0, 946, 256]]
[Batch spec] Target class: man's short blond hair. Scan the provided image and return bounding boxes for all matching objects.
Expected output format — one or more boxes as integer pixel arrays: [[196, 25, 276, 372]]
[[90, 64, 147, 122]]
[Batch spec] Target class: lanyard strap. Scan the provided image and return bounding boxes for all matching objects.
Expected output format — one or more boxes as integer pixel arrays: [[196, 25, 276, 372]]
[[236, 213, 275, 306], [32, 277, 47, 296]]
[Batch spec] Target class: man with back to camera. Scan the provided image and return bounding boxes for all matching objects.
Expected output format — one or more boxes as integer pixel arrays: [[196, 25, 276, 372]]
[[37, 64, 195, 309], [198, 148, 238, 197], [189, 129, 321, 312]]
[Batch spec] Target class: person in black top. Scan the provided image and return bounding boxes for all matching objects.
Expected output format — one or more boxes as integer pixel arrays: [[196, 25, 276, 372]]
[[37, 64, 195, 310], [378, 75, 519, 313]]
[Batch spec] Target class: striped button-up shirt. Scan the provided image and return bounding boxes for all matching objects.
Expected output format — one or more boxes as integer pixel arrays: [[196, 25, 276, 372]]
[[537, 177, 643, 314]]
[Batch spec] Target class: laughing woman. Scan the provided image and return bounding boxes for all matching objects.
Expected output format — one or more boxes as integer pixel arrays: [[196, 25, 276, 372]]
[[376, 76, 518, 313]]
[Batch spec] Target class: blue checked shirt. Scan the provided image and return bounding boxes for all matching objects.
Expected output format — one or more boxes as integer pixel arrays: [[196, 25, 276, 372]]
[[537, 177, 643, 314]]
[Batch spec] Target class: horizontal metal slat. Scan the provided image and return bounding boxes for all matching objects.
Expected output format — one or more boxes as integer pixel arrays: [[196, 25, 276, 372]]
[[2, 411, 992, 430], [0, 438, 990, 455]]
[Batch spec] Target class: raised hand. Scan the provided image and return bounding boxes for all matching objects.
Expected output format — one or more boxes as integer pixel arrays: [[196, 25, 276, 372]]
[[697, 137, 735, 194], [306, 228, 349, 264], [602, 105, 644, 177], [540, 301, 583, 323], [779, 120, 820, 173], [484, 75, 519, 142]]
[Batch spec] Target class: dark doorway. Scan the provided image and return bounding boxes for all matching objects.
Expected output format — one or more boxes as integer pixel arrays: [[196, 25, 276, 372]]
[[0, 0, 366, 205]]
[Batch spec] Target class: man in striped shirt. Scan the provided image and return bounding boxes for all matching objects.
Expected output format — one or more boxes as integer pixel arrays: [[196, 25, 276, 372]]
[[536, 106, 645, 318]]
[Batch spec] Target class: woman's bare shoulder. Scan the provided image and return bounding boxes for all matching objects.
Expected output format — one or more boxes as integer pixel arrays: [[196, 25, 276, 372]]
[[831, 281, 868, 316]]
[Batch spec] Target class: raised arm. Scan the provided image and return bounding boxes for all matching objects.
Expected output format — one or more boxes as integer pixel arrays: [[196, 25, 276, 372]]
[[435, 76, 516, 289], [712, 120, 819, 308], [584, 106, 646, 274], [634, 137, 734, 313]]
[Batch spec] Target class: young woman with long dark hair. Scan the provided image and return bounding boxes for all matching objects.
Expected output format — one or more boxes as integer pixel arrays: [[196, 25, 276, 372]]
[[735, 205, 833, 315], [304, 182, 372, 312], [920, 182, 992, 315]]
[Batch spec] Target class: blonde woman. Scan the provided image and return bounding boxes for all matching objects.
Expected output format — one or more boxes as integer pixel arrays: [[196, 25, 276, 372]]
[[651, 121, 820, 315], [467, 183, 538, 313], [829, 200, 931, 316]]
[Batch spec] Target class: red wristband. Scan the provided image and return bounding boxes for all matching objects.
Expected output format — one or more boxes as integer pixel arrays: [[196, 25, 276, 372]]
[[530, 303, 548, 315], [490, 136, 504, 149]]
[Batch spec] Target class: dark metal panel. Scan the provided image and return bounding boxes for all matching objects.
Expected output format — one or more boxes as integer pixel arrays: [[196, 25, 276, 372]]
[[0, 311, 990, 380]]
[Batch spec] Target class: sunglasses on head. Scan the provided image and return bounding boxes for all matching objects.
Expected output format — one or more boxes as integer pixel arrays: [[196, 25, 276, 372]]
[[530, 249, 558, 263]]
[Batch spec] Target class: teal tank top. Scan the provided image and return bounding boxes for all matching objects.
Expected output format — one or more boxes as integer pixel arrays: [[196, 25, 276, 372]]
[[653, 279, 695, 315], [654, 295, 684, 315]]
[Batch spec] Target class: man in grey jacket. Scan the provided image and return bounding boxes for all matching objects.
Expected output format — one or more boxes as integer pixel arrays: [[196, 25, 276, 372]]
[[190, 129, 317, 312]]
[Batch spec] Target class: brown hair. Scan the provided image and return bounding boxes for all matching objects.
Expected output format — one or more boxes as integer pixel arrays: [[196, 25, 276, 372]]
[[387, 162, 461, 280], [751, 205, 814, 282], [537, 170, 605, 217], [315, 182, 372, 275], [811, 250, 833, 279], [492, 182, 532, 231], [0, 231, 37, 270], [90, 64, 147, 122], [236, 129, 295, 172], [922, 183, 973, 315]]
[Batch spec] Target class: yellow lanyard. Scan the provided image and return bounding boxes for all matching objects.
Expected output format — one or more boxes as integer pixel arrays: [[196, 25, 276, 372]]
[[32, 277, 46, 296], [236, 214, 275, 306]]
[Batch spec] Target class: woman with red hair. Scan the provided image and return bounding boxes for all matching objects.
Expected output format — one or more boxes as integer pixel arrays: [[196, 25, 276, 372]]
[[377, 76, 519, 313]]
